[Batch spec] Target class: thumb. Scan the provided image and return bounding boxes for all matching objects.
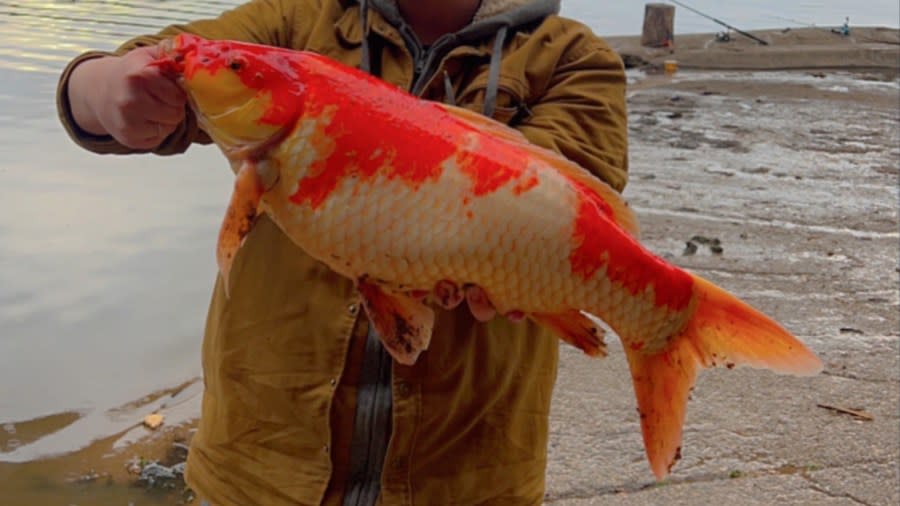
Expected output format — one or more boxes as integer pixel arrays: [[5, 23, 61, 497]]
[[127, 44, 163, 67]]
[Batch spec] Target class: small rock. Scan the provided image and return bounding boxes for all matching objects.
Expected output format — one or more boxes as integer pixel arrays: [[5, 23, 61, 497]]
[[125, 457, 143, 475], [143, 413, 164, 430], [139, 462, 177, 485]]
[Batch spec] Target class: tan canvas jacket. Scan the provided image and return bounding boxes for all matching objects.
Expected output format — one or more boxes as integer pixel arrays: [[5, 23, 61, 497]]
[[56, 0, 628, 504]]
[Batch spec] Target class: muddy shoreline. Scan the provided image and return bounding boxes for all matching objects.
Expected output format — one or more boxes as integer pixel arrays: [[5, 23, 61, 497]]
[[607, 26, 900, 74]]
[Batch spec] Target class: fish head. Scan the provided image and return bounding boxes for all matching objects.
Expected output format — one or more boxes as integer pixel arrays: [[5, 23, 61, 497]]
[[154, 34, 308, 159]]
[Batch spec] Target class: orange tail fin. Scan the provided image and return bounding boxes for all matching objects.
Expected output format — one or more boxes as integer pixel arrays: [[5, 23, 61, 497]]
[[624, 273, 822, 480]]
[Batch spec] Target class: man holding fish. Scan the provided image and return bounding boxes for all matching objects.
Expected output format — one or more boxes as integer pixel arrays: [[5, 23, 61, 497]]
[[56, 0, 819, 505], [59, 2, 629, 503]]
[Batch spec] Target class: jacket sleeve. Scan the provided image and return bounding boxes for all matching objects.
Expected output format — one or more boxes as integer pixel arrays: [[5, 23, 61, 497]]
[[515, 23, 629, 192], [56, 0, 312, 156]]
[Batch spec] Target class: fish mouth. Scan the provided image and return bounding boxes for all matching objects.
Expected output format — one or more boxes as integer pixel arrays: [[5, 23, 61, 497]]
[[153, 37, 188, 78], [153, 36, 283, 166]]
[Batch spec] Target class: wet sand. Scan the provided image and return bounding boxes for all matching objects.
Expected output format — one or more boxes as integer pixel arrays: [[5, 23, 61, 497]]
[[545, 56, 898, 504], [2, 30, 899, 506]]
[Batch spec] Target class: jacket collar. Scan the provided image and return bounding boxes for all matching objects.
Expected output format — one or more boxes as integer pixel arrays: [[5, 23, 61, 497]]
[[340, 0, 560, 41]]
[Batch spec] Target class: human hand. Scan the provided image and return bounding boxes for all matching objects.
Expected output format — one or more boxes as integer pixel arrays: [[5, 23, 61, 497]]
[[68, 44, 186, 149], [428, 280, 524, 323]]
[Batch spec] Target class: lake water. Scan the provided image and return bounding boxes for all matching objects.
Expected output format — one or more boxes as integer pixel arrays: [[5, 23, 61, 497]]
[[0, 0, 897, 464]]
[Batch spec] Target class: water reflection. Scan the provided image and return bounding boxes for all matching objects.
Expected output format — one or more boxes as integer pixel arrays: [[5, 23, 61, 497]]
[[0, 0, 242, 464]]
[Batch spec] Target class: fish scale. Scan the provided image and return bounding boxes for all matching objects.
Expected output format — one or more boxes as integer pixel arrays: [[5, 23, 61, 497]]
[[156, 34, 822, 481], [269, 112, 678, 341]]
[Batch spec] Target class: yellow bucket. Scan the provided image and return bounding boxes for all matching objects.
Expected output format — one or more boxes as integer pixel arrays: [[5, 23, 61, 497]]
[[664, 60, 678, 75]]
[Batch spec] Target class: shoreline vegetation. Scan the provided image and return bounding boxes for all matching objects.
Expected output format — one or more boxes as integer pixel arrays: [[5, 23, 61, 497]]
[[1, 26, 897, 506]]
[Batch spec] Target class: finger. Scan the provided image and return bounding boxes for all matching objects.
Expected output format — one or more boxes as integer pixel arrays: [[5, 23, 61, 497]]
[[117, 128, 164, 150], [142, 103, 185, 126], [127, 45, 161, 65], [143, 72, 186, 107], [433, 279, 464, 309], [134, 121, 172, 144], [465, 285, 496, 322], [406, 289, 429, 301], [504, 310, 526, 323]]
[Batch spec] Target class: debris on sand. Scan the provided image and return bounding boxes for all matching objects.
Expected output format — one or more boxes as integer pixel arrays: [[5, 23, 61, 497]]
[[683, 235, 723, 256], [816, 403, 874, 422], [143, 413, 164, 430]]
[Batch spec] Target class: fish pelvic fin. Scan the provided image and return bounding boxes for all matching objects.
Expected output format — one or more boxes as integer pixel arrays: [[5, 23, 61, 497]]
[[357, 278, 435, 365], [625, 272, 823, 480], [530, 311, 607, 357], [217, 161, 264, 297]]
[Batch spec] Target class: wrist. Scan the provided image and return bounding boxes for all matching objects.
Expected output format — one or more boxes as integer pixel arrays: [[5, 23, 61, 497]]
[[68, 56, 115, 136]]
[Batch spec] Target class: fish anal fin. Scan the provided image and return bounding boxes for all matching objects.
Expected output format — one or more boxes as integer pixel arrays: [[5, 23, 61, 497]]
[[357, 278, 435, 365], [531, 311, 607, 357], [217, 160, 264, 297]]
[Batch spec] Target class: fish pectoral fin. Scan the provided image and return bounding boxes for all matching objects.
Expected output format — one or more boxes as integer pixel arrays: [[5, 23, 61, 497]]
[[217, 160, 265, 297], [530, 311, 607, 357], [357, 278, 435, 366]]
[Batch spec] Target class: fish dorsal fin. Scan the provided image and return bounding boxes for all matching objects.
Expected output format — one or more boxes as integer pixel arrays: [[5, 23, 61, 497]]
[[540, 152, 640, 239], [437, 103, 529, 143], [436, 103, 640, 239]]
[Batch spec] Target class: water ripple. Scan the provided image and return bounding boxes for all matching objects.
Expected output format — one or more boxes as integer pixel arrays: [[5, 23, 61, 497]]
[[0, 0, 242, 73]]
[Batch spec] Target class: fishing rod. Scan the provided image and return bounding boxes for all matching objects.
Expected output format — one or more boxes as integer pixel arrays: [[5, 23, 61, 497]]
[[668, 0, 769, 45]]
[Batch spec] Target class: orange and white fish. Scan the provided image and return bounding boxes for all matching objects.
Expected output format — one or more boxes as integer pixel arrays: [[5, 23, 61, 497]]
[[154, 34, 822, 479]]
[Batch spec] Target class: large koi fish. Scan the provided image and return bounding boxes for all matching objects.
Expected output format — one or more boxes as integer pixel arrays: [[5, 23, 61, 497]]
[[154, 34, 821, 479]]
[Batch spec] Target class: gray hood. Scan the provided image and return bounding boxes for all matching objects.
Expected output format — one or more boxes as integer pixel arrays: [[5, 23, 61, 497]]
[[367, 0, 561, 43], [353, 0, 560, 112]]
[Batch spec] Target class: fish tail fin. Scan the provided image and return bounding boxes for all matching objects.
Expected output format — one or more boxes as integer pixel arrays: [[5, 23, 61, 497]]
[[624, 273, 822, 480], [217, 162, 264, 297]]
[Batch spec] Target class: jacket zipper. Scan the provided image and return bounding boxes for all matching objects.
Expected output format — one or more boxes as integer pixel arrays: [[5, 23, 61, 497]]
[[343, 22, 446, 506], [343, 326, 393, 506]]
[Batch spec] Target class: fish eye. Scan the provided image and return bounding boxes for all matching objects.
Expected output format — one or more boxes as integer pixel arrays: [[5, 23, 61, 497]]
[[229, 60, 243, 71]]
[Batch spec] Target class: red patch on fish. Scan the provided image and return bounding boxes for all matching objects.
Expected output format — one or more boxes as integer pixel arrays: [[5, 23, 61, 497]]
[[512, 172, 540, 195], [287, 63, 462, 209], [569, 182, 693, 311], [286, 60, 540, 209], [457, 134, 534, 196]]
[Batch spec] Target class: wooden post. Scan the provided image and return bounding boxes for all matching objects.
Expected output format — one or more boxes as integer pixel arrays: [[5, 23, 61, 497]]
[[641, 3, 675, 48]]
